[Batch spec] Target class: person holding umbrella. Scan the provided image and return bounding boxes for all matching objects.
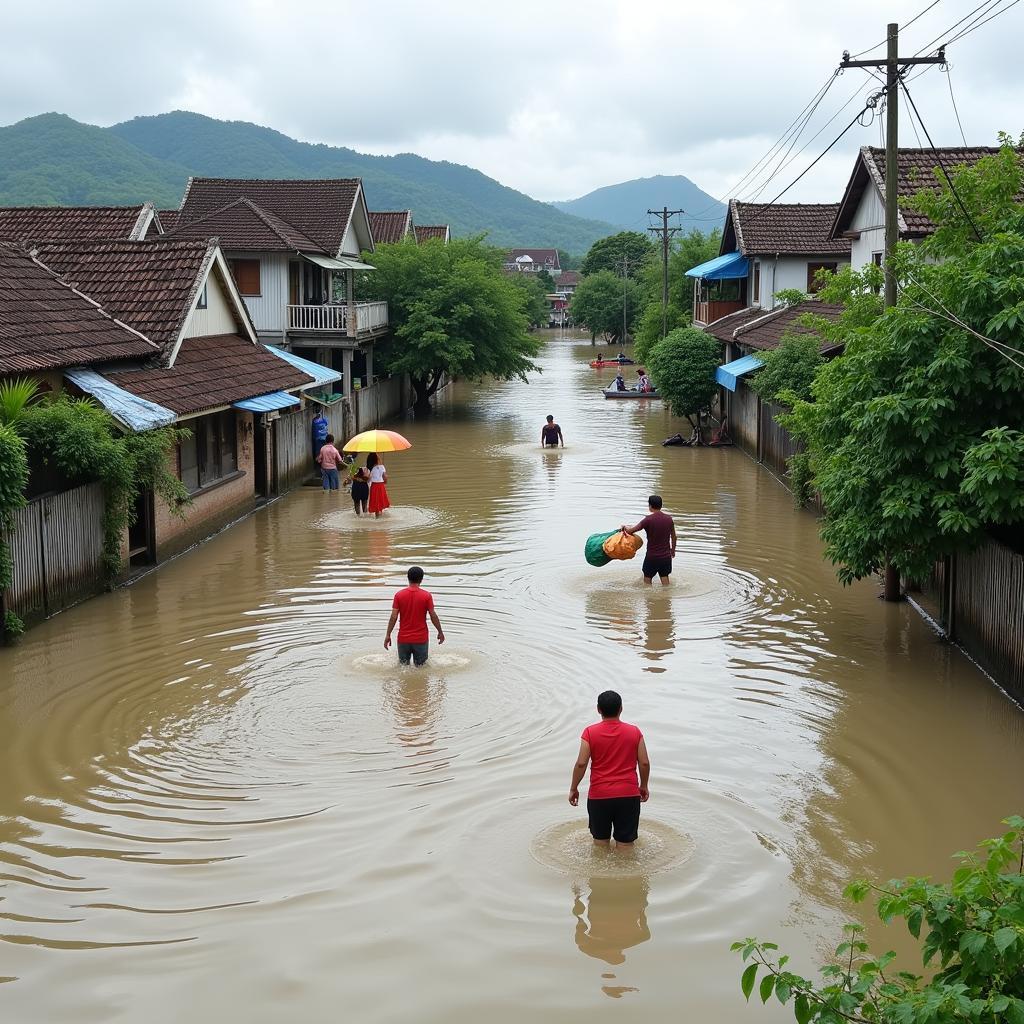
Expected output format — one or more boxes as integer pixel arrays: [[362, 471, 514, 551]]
[[366, 453, 390, 518], [342, 429, 412, 519]]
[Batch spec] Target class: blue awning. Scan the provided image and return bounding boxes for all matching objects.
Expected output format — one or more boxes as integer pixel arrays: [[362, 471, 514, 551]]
[[264, 344, 342, 387], [685, 251, 750, 281], [233, 391, 301, 413], [716, 354, 763, 392], [64, 367, 177, 432]]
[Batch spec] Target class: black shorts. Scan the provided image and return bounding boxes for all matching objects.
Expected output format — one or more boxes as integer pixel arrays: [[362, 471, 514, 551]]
[[587, 796, 641, 843], [642, 555, 673, 579]]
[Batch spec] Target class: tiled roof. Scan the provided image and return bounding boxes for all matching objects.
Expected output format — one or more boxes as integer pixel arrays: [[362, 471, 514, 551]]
[[732, 301, 845, 353], [415, 225, 450, 243], [833, 146, 1003, 238], [158, 210, 180, 231], [0, 204, 155, 243], [701, 306, 768, 343], [166, 198, 328, 253], [106, 334, 313, 416], [369, 210, 413, 244], [726, 201, 851, 256], [505, 247, 560, 269], [31, 238, 217, 351], [557, 270, 580, 286], [179, 178, 361, 256], [0, 242, 157, 374]]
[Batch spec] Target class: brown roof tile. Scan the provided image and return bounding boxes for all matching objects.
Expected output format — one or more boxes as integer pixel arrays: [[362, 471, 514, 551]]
[[0, 204, 155, 243], [414, 225, 450, 243], [179, 178, 360, 256], [702, 306, 769, 343], [732, 300, 845, 352], [30, 238, 218, 352], [166, 198, 327, 253], [725, 201, 851, 256], [0, 242, 157, 374], [369, 211, 413, 244], [106, 334, 312, 416], [158, 210, 180, 231], [505, 247, 559, 269], [557, 270, 580, 286]]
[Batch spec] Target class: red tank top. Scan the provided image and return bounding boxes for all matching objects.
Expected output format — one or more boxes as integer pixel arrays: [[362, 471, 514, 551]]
[[581, 719, 642, 799]]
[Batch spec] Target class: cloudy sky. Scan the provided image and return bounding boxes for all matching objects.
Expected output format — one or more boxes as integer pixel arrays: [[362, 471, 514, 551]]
[[1, 1, 1020, 206]]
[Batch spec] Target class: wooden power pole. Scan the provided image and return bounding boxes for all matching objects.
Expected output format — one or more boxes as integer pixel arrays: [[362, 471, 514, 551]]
[[647, 207, 684, 339], [840, 23, 945, 600]]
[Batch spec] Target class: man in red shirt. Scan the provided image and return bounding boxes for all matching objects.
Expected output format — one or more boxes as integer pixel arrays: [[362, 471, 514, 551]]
[[622, 494, 676, 585], [569, 690, 650, 846], [384, 566, 445, 666]]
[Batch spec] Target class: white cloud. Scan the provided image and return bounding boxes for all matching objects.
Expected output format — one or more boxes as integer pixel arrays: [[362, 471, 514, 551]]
[[1, 0, 1021, 204]]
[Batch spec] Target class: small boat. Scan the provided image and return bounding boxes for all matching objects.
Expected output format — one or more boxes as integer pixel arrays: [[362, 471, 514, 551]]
[[603, 388, 661, 400], [590, 358, 635, 368]]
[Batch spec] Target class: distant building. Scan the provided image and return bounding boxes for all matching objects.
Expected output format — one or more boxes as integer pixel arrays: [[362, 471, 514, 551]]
[[556, 270, 580, 296], [414, 224, 451, 244], [369, 210, 414, 244], [504, 248, 560, 274]]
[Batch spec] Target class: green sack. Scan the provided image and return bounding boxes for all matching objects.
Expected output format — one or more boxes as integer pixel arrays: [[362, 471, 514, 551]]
[[585, 530, 617, 567]]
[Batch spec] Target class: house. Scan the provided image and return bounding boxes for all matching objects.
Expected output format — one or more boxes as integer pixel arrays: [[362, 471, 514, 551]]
[[0, 203, 164, 243], [414, 225, 451, 244], [166, 178, 386, 396], [28, 237, 337, 563], [688, 202, 851, 327], [831, 145, 1002, 270], [547, 293, 570, 328], [556, 270, 580, 296], [369, 210, 414, 244], [504, 248, 560, 274]]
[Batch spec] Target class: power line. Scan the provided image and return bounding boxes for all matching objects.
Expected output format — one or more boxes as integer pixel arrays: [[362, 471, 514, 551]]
[[912, 0, 1002, 54], [948, 0, 1022, 41], [848, 0, 944, 58], [943, 65, 968, 145]]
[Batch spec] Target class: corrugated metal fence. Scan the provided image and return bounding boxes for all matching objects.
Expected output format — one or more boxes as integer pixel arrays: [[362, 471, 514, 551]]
[[759, 399, 804, 478], [3, 483, 106, 623], [354, 376, 410, 434], [274, 405, 319, 492]]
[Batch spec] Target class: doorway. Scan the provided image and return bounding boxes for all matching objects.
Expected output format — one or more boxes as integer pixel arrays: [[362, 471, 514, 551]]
[[128, 488, 155, 567]]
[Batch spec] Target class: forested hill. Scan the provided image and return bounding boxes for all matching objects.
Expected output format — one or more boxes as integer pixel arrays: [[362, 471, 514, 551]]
[[552, 175, 726, 234], [0, 111, 616, 252]]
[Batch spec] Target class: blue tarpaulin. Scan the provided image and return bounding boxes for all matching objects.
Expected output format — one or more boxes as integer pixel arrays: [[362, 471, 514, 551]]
[[715, 354, 763, 392], [264, 344, 342, 387], [64, 367, 177, 432], [685, 251, 750, 281], [233, 391, 301, 413]]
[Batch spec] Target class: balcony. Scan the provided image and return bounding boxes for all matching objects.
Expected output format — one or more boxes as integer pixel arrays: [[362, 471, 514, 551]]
[[694, 299, 747, 326], [287, 301, 389, 336]]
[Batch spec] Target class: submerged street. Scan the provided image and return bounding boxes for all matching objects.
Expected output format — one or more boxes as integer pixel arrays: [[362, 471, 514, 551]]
[[1, 332, 1022, 1023]]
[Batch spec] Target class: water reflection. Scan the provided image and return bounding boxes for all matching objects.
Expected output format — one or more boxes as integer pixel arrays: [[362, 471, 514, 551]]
[[583, 587, 676, 669], [571, 876, 650, 995]]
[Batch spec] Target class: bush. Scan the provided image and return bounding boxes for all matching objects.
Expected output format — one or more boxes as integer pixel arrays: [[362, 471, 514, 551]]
[[749, 333, 824, 404], [646, 327, 721, 440]]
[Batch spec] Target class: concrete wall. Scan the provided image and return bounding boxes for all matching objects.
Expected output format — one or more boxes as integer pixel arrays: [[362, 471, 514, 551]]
[[155, 410, 256, 561], [755, 255, 851, 309]]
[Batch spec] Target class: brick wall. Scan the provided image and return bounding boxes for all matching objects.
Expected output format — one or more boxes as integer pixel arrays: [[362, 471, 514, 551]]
[[154, 410, 256, 560]]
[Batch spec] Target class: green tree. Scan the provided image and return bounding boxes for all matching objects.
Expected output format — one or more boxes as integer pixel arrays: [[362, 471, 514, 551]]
[[579, 231, 655, 279], [748, 333, 824, 404], [360, 236, 541, 412], [635, 228, 722, 362], [536, 268, 555, 290], [784, 141, 1024, 586], [646, 327, 720, 441], [508, 273, 549, 329], [0, 377, 40, 426], [557, 249, 581, 271], [733, 816, 1024, 1024], [569, 269, 642, 344]]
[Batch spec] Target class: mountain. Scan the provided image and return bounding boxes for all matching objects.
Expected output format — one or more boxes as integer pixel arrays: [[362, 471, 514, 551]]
[[552, 175, 726, 234], [0, 111, 617, 252]]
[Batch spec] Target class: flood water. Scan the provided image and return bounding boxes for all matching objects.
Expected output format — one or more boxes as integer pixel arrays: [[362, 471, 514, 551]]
[[2, 332, 1023, 1022]]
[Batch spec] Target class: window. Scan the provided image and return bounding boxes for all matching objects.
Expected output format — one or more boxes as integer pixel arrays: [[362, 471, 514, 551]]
[[196, 282, 208, 309], [871, 251, 884, 294], [806, 261, 838, 293], [753, 261, 761, 303], [229, 258, 261, 296], [177, 410, 238, 492]]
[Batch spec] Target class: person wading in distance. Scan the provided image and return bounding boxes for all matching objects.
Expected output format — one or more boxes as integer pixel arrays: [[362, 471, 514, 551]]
[[384, 566, 445, 667], [569, 690, 650, 847], [622, 494, 676, 585], [541, 414, 565, 448]]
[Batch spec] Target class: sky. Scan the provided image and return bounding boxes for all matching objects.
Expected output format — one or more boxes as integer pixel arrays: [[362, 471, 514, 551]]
[[1, 0, 1021, 207]]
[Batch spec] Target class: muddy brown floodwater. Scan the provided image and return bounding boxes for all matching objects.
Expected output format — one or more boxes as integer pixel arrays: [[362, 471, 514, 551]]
[[1, 332, 1023, 1023]]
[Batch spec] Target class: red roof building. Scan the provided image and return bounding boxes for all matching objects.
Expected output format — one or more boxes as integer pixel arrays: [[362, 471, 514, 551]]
[[0, 203, 161, 243]]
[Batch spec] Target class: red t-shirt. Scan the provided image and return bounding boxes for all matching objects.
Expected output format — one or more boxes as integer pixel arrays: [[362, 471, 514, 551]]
[[392, 586, 434, 644], [581, 718, 643, 799]]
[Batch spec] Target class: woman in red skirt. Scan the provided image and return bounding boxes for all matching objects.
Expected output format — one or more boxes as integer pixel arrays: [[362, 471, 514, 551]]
[[366, 452, 391, 518]]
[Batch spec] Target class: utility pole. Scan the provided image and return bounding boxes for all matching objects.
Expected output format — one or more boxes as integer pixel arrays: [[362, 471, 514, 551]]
[[647, 207, 684, 339], [840, 24, 945, 601]]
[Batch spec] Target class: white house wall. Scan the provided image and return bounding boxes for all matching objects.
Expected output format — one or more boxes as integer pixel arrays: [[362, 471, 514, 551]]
[[225, 251, 289, 340], [184, 266, 238, 338], [849, 186, 886, 270]]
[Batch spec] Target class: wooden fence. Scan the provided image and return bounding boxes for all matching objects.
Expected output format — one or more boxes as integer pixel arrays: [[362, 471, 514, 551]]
[[274, 404, 319, 492], [2, 483, 106, 624], [353, 376, 410, 434], [759, 399, 804, 478]]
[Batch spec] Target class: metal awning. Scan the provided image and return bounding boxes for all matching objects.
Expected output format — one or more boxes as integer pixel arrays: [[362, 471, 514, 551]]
[[64, 367, 177, 432], [263, 345, 342, 387], [302, 253, 376, 272], [233, 391, 301, 413], [716, 354, 763, 392], [685, 251, 750, 281]]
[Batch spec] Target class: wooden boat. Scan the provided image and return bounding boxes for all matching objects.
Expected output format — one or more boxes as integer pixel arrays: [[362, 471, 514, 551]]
[[603, 388, 661, 400], [590, 358, 635, 368]]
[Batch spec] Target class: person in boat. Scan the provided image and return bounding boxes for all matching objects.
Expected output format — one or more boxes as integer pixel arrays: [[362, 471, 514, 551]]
[[613, 373, 626, 392], [596, 353, 604, 363], [617, 352, 627, 362], [541, 414, 565, 448], [637, 370, 652, 393]]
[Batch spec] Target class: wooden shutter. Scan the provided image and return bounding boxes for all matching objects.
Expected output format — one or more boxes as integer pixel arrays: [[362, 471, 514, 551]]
[[230, 259, 261, 296]]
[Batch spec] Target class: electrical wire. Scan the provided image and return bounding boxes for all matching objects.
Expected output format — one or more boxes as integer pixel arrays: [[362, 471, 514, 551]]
[[947, 0, 1022, 41], [912, 0, 1002, 55], [848, 0, 944, 58], [943, 64, 968, 145]]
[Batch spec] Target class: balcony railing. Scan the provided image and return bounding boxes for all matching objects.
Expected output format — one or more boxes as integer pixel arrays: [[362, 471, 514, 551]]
[[287, 301, 389, 334], [694, 299, 747, 326]]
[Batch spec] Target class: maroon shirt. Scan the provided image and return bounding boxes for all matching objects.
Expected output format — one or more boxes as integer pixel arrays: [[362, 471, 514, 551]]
[[638, 511, 674, 558]]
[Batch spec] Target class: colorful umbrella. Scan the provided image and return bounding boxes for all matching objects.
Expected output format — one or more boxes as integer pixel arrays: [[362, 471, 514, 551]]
[[342, 429, 412, 453]]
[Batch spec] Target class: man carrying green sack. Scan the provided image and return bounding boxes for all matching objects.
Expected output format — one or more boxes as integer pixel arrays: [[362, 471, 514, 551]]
[[585, 530, 618, 567]]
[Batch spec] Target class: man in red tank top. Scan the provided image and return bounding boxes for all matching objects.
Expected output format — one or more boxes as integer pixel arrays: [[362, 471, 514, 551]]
[[568, 690, 650, 846]]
